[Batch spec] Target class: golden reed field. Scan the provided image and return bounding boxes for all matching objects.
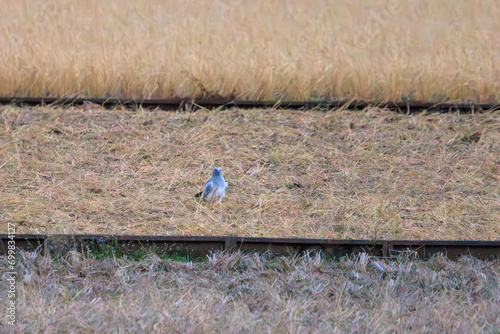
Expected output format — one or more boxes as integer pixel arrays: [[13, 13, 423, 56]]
[[1, 0, 500, 102]]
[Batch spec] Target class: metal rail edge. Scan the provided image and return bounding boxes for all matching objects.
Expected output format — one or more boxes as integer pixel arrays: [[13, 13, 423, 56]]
[[1, 234, 499, 260], [1, 97, 499, 113]]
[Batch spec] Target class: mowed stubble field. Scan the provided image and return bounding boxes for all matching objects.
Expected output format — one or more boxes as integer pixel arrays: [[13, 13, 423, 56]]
[[0, 105, 498, 239], [1, 251, 498, 333]]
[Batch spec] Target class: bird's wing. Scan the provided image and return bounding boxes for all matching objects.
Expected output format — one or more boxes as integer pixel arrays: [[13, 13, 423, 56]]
[[202, 181, 214, 198]]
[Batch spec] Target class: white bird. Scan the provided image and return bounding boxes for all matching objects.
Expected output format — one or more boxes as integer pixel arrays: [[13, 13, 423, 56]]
[[195, 167, 228, 208]]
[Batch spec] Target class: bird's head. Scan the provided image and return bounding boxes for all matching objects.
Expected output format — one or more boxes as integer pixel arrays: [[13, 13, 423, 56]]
[[212, 167, 222, 176]]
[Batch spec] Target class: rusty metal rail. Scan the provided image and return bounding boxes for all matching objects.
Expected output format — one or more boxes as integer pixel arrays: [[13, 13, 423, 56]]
[[1, 234, 499, 260], [0, 96, 498, 113]]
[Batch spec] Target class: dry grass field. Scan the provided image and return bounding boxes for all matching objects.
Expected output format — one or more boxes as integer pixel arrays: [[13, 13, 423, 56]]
[[3, 1, 500, 332], [0, 105, 498, 239], [1, 0, 500, 102], [1, 251, 498, 333]]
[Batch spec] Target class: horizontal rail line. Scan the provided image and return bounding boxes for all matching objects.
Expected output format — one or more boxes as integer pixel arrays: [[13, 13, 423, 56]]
[[1, 234, 499, 260], [1, 96, 498, 113]]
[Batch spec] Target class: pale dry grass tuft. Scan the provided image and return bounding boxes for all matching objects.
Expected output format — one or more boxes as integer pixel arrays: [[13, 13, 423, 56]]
[[0, 105, 498, 239], [0, 0, 500, 102], [1, 251, 498, 333]]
